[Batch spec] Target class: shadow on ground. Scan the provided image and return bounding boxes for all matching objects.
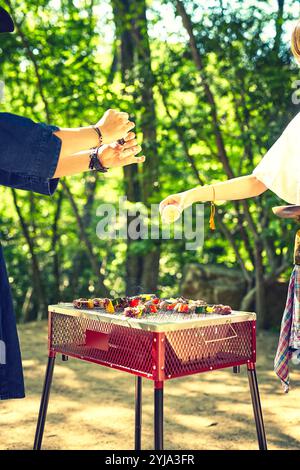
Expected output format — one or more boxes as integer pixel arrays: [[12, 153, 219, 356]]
[[0, 323, 299, 450]]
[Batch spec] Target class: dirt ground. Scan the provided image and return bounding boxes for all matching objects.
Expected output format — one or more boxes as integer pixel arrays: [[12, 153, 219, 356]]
[[0, 321, 300, 450]]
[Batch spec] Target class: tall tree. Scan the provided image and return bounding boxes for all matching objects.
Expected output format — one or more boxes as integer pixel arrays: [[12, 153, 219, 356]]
[[112, 0, 160, 295]]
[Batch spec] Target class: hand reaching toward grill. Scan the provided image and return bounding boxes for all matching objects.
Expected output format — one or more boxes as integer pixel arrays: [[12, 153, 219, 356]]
[[159, 176, 268, 213], [159, 192, 189, 214], [98, 132, 145, 169], [96, 109, 135, 144]]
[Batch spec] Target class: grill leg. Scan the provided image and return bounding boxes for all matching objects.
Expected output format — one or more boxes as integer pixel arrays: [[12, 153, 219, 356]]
[[247, 363, 267, 450], [135, 376, 142, 450], [154, 381, 164, 450], [33, 354, 56, 450]]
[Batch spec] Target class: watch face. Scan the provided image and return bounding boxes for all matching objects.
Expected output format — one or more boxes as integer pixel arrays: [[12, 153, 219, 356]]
[[0, 7, 14, 33]]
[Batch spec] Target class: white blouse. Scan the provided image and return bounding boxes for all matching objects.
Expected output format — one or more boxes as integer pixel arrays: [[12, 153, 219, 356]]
[[253, 112, 300, 204]]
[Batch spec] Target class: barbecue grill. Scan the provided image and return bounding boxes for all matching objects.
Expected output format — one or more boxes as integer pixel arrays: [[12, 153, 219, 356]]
[[33, 304, 267, 450]]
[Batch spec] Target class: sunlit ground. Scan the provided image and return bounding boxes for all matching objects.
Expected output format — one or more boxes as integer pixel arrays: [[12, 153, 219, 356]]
[[0, 323, 299, 450]]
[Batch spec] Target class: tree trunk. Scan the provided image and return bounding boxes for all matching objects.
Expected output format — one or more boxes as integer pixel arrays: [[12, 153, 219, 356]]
[[11, 189, 47, 320], [112, 0, 160, 295], [274, 0, 285, 55], [175, 0, 273, 327], [50, 190, 63, 303], [254, 241, 267, 328], [61, 180, 109, 296]]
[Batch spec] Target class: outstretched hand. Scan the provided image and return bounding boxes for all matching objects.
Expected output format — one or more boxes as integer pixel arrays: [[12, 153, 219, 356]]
[[159, 192, 189, 216], [98, 132, 145, 168]]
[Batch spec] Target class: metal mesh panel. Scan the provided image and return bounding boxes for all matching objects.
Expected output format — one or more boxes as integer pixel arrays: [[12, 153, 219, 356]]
[[49, 312, 255, 380], [164, 321, 254, 378], [50, 312, 154, 377]]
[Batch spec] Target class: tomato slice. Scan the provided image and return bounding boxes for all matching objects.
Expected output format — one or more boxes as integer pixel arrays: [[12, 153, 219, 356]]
[[179, 304, 189, 313], [167, 303, 176, 310], [129, 298, 140, 307]]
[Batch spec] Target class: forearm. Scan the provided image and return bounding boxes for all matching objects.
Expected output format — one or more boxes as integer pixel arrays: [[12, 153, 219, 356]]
[[53, 127, 99, 159], [184, 175, 267, 206], [53, 132, 144, 177], [53, 150, 91, 178]]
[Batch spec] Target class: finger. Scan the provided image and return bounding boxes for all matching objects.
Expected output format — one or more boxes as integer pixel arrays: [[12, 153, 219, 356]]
[[120, 145, 142, 158], [166, 198, 180, 207], [124, 132, 135, 141], [122, 155, 146, 166], [117, 134, 133, 145], [126, 121, 135, 131], [159, 198, 178, 213], [122, 139, 138, 150], [159, 201, 168, 213]]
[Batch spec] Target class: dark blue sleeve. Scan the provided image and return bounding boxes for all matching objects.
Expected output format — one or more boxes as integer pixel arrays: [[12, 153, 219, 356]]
[[0, 113, 61, 195], [0, 169, 59, 196]]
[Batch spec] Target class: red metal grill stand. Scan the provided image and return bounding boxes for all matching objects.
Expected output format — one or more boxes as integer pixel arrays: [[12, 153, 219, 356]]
[[33, 354, 56, 451], [135, 376, 142, 450], [247, 363, 267, 450], [154, 381, 164, 450], [33, 306, 267, 450]]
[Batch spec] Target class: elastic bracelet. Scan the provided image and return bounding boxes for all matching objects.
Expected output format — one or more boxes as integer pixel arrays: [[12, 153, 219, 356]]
[[89, 147, 108, 173], [209, 185, 216, 231], [92, 126, 103, 146]]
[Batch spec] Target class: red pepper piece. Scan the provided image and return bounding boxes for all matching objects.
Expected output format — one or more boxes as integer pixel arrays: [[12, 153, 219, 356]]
[[167, 303, 176, 310], [180, 304, 189, 313], [129, 298, 140, 307]]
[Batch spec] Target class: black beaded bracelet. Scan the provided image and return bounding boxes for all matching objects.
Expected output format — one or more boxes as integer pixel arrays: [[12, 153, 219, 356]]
[[92, 126, 103, 146], [89, 147, 108, 173]]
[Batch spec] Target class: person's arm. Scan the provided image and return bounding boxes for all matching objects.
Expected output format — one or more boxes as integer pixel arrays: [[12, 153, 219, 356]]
[[0, 109, 133, 178], [160, 175, 267, 212], [0, 111, 140, 196], [54, 132, 145, 178], [54, 109, 135, 158], [184, 175, 267, 205]]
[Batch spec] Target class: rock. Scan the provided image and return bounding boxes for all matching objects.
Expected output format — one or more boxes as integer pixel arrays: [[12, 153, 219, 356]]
[[180, 263, 247, 309], [180, 263, 289, 328]]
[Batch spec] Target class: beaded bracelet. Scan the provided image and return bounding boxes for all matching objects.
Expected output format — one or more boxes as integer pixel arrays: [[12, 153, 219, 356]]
[[92, 126, 103, 146], [89, 147, 108, 173]]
